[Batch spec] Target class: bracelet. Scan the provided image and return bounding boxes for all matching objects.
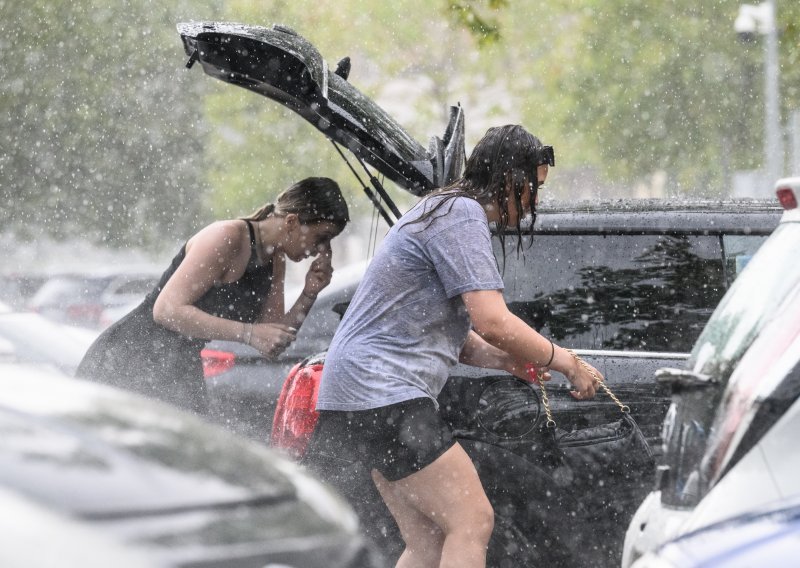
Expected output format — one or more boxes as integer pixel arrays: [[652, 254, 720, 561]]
[[544, 339, 555, 367], [301, 290, 317, 301], [243, 322, 253, 346]]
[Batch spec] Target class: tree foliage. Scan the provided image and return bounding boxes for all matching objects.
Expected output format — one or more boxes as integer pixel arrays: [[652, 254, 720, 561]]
[[0, 0, 221, 249], [2, 0, 799, 250], [545, 1, 778, 193]]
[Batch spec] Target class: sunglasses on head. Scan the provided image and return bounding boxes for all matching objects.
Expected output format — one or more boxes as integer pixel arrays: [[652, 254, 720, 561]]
[[537, 145, 555, 167]]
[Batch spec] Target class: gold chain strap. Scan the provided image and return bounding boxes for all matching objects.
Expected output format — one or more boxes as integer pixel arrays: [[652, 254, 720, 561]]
[[536, 371, 557, 428], [535, 350, 630, 429]]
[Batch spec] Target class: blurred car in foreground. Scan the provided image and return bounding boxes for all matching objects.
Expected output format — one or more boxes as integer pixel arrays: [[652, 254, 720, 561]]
[[623, 178, 800, 566], [27, 268, 159, 329], [0, 363, 380, 568], [0, 483, 157, 568], [0, 301, 95, 375]]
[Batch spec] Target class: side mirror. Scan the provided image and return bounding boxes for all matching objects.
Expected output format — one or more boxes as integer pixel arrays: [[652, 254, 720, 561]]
[[655, 367, 718, 389]]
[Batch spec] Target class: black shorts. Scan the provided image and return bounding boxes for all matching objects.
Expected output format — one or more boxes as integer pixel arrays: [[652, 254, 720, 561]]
[[309, 397, 456, 482]]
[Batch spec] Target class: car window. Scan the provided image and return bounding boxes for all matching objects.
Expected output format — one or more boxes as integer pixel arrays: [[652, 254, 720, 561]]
[[722, 235, 769, 284], [501, 234, 725, 352], [29, 277, 108, 305]]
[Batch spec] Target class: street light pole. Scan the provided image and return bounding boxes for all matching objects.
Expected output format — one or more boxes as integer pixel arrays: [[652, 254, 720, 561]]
[[763, 0, 782, 185], [735, 1, 782, 190]]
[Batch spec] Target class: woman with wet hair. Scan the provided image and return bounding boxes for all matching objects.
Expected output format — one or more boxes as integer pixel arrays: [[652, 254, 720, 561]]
[[77, 177, 349, 414], [309, 126, 601, 568]]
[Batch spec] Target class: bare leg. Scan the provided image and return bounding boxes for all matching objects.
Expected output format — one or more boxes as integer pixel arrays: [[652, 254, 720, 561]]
[[373, 442, 494, 568]]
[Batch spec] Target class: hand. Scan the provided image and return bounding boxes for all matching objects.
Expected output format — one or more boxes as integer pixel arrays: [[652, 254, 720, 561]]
[[303, 245, 333, 298], [565, 353, 603, 400], [248, 323, 297, 359]]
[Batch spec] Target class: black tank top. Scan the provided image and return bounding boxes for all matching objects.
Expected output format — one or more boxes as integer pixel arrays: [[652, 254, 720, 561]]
[[145, 220, 274, 324]]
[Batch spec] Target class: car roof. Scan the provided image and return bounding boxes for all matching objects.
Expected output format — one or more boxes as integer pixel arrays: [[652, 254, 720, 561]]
[[41, 267, 161, 279], [529, 198, 782, 235]]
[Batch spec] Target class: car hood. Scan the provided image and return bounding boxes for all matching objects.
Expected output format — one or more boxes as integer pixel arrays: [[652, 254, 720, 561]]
[[177, 21, 465, 195], [652, 497, 800, 567], [0, 366, 297, 518]]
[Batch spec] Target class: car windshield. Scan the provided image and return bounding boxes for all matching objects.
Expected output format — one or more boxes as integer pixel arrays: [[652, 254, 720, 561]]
[[662, 220, 800, 507]]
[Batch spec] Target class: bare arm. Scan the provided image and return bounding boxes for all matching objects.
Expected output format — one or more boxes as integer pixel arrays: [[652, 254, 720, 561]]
[[259, 251, 286, 323], [152, 221, 295, 356], [279, 245, 334, 330], [459, 330, 530, 380], [459, 330, 552, 383], [461, 289, 601, 399]]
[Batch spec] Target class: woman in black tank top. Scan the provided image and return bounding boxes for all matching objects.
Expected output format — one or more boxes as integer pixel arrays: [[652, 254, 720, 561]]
[[76, 177, 349, 414]]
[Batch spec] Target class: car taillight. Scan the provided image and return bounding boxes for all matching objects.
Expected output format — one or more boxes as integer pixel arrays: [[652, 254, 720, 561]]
[[271, 362, 324, 459], [200, 349, 236, 379], [66, 303, 104, 325], [776, 187, 798, 210]]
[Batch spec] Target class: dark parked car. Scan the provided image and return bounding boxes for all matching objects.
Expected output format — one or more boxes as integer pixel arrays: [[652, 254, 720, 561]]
[[177, 22, 783, 567], [269, 199, 781, 566], [0, 363, 380, 568]]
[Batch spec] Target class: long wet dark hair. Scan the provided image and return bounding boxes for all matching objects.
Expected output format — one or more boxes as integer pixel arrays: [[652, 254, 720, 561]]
[[243, 177, 350, 234], [402, 125, 552, 255]]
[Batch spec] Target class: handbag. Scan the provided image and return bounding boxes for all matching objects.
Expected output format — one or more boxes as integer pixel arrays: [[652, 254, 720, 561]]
[[533, 352, 655, 520]]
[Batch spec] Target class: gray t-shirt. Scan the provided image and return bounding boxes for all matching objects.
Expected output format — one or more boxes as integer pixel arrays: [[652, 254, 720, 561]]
[[316, 194, 504, 411]]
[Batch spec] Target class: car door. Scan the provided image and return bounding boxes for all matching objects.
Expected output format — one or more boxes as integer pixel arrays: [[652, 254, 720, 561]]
[[440, 227, 727, 449]]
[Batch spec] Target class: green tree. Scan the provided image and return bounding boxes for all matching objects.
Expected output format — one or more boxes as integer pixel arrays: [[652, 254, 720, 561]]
[[4, 0, 800, 255], [200, 0, 493, 215], [506, 0, 800, 196], [0, 0, 222, 249]]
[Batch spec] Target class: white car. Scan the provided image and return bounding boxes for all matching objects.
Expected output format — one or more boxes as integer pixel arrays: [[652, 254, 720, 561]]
[[0, 301, 96, 375], [623, 177, 800, 566], [26, 268, 160, 329]]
